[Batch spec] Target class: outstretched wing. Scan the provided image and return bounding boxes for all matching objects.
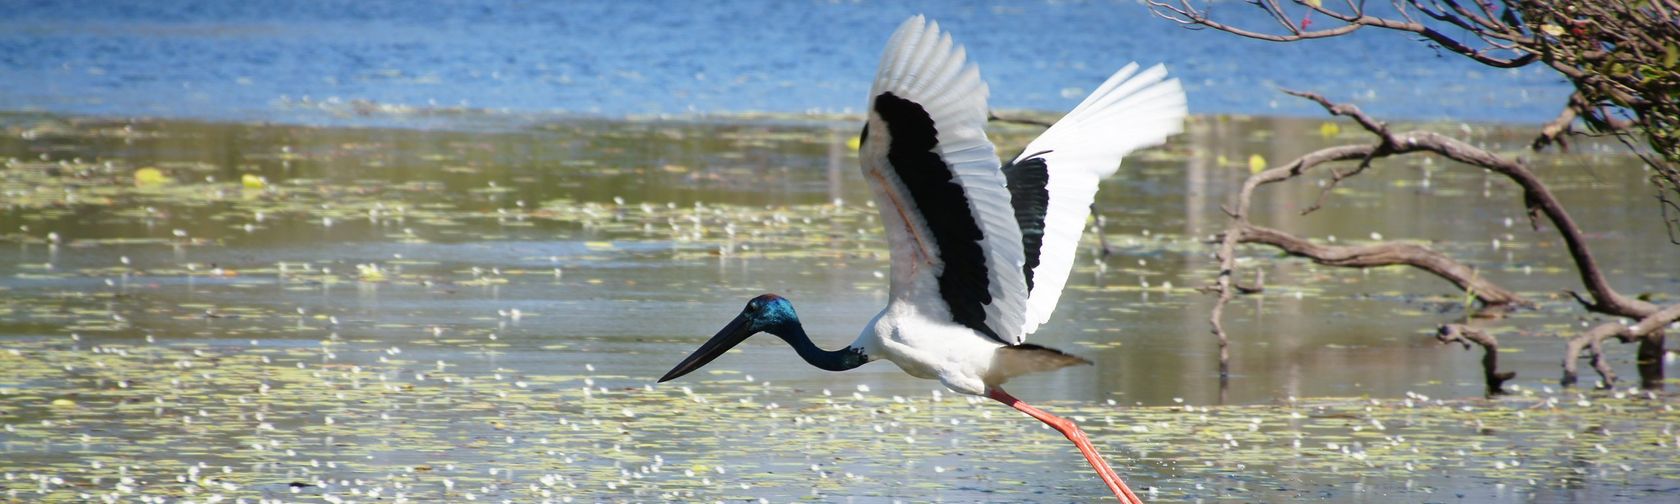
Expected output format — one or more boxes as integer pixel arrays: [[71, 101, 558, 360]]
[[859, 16, 1029, 345], [1004, 63, 1188, 334]]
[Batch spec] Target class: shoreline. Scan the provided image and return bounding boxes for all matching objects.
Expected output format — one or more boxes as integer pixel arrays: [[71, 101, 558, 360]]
[[0, 106, 1560, 138]]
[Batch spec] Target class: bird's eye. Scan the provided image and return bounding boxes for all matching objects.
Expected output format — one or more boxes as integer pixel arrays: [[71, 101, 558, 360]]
[[746, 301, 760, 312]]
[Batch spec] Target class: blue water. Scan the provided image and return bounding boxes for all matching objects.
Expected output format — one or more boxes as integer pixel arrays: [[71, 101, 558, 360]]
[[2, 0, 1569, 126]]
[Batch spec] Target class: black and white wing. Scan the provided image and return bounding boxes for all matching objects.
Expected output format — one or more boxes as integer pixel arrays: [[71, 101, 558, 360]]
[[859, 16, 1030, 345], [1004, 63, 1188, 335]]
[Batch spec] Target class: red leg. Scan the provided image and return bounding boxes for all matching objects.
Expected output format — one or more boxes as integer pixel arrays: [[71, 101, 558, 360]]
[[989, 387, 1145, 504]]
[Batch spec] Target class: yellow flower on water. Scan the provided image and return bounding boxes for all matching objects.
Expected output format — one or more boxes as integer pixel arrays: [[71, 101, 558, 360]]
[[357, 264, 387, 282], [1319, 122, 1341, 138], [134, 167, 170, 187], [1248, 154, 1268, 174], [241, 174, 267, 189]]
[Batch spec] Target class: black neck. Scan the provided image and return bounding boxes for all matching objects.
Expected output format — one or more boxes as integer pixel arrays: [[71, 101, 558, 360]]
[[771, 322, 868, 372]]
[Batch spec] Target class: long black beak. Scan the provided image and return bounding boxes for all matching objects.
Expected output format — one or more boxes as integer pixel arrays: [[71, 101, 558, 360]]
[[659, 312, 754, 382]]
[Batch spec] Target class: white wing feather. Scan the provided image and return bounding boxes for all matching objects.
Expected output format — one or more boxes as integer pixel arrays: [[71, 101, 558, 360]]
[[863, 16, 1031, 344], [1017, 64, 1188, 334]]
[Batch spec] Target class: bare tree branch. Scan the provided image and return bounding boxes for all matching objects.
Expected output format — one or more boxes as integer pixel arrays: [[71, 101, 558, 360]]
[[1206, 90, 1668, 388], [1281, 89, 1660, 319], [1152, 0, 1678, 389], [1532, 93, 1583, 152], [1237, 224, 1527, 307], [1145, 0, 1538, 67], [1150, 0, 1680, 234], [1202, 93, 1553, 376], [1562, 303, 1680, 388]]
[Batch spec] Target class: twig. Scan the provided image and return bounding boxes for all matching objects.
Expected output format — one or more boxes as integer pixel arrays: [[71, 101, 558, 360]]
[[1283, 90, 1390, 135], [987, 112, 1053, 128], [1301, 163, 1373, 216], [1661, 192, 1680, 246], [1234, 270, 1264, 295]]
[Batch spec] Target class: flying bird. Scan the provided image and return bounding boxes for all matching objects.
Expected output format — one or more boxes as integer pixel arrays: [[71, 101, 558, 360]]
[[660, 15, 1186, 503]]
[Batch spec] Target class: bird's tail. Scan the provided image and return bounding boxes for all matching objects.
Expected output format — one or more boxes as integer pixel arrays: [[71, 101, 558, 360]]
[[986, 343, 1092, 384]]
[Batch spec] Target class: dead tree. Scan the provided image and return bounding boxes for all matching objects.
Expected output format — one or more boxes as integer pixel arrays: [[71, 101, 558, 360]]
[[1204, 90, 1677, 392], [1150, 0, 1680, 391]]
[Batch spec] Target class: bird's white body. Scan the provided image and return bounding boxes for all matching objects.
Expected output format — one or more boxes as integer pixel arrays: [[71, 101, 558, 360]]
[[860, 303, 1097, 395], [849, 16, 1188, 398], [857, 300, 1002, 395]]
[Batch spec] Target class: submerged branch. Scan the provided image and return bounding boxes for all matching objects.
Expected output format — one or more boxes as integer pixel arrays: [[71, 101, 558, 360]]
[[1562, 303, 1680, 388], [1437, 324, 1517, 395]]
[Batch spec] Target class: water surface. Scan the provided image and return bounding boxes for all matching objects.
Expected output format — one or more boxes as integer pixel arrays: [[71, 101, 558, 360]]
[[1, 113, 1676, 501], [1, 0, 1571, 126]]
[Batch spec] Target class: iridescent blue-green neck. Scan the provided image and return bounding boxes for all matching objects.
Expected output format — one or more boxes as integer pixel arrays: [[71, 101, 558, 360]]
[[767, 319, 868, 372]]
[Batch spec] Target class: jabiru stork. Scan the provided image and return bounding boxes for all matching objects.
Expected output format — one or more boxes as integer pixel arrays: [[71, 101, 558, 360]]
[[659, 15, 1187, 503]]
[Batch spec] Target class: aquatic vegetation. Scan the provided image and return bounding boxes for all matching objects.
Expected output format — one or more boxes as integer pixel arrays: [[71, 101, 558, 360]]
[[1, 113, 1676, 501], [1, 335, 1677, 502]]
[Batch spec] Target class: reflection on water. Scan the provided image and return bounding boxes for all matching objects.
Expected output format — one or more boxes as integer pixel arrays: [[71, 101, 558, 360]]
[[1, 113, 1676, 501]]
